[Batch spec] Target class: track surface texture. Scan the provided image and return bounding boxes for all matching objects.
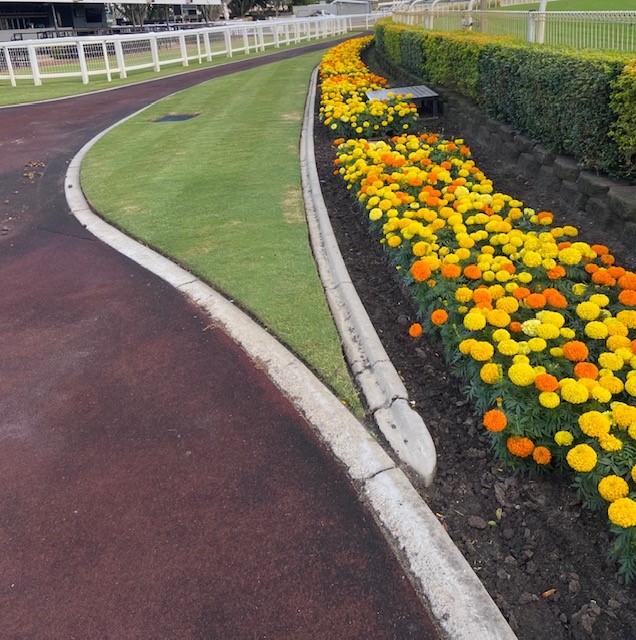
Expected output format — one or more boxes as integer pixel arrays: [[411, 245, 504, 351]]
[[0, 44, 440, 638]]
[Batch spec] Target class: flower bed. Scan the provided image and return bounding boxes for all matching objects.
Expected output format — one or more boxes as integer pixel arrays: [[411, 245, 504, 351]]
[[319, 37, 636, 580]]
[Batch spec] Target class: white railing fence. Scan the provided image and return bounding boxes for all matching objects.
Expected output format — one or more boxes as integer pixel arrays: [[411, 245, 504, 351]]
[[392, 9, 636, 52], [0, 15, 381, 87]]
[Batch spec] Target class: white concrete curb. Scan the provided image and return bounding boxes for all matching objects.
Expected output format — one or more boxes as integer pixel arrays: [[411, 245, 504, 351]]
[[300, 67, 438, 485], [64, 79, 516, 640]]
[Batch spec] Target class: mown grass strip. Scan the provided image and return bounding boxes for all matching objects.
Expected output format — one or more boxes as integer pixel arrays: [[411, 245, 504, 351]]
[[80, 50, 362, 414]]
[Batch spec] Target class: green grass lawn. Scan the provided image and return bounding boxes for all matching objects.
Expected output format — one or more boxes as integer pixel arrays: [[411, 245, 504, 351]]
[[81, 50, 363, 414], [498, 1, 635, 10], [0, 34, 350, 108]]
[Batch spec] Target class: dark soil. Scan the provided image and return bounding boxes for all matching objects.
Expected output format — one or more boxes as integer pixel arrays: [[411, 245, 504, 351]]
[[313, 51, 636, 640]]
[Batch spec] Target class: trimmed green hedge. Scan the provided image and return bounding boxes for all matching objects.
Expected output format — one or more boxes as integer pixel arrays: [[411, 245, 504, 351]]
[[374, 20, 636, 180]]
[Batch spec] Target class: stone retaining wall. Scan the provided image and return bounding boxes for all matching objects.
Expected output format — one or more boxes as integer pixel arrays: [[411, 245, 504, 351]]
[[442, 91, 636, 246]]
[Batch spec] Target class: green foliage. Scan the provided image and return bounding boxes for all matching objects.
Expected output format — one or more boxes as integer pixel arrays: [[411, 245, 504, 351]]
[[373, 20, 635, 179], [609, 60, 636, 178]]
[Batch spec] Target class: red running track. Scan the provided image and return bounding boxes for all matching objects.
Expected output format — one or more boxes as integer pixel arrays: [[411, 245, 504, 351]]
[[0, 43, 440, 638]]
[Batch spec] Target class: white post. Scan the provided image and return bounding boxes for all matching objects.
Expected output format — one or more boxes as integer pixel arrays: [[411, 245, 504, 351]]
[[179, 33, 189, 66], [101, 41, 112, 82], [77, 42, 89, 85], [527, 10, 536, 42], [203, 30, 212, 61], [27, 44, 41, 86], [224, 28, 233, 57], [196, 32, 202, 63], [273, 24, 280, 48], [242, 28, 249, 54], [150, 35, 160, 72], [283, 23, 290, 45], [3, 47, 16, 87], [114, 40, 127, 78], [293, 22, 300, 43], [537, 2, 547, 44]]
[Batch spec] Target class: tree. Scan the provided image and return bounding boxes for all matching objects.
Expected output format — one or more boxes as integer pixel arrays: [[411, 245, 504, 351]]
[[114, 3, 149, 26], [228, 0, 258, 18], [201, 4, 222, 22]]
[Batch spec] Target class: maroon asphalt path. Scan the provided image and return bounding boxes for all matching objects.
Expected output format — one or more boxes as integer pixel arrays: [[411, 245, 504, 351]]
[[0, 44, 441, 637]]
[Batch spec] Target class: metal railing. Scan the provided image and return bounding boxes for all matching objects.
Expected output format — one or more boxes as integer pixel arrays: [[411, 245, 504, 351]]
[[392, 9, 636, 52], [0, 15, 381, 87]]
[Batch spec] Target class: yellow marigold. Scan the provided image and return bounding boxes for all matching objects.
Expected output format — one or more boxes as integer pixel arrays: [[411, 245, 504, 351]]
[[538, 310, 565, 328], [607, 335, 631, 352], [522, 250, 542, 268], [632, 465, 636, 483], [599, 433, 623, 451], [536, 324, 561, 340], [459, 338, 477, 355], [558, 247, 583, 265], [470, 341, 495, 361], [591, 386, 612, 403], [455, 286, 473, 302], [527, 337, 547, 352], [617, 309, 636, 329], [508, 362, 536, 386], [492, 329, 510, 343], [578, 411, 611, 438], [626, 377, 636, 397], [480, 362, 501, 384], [612, 402, 636, 428], [576, 301, 601, 321], [554, 430, 574, 446], [566, 444, 598, 472], [539, 391, 560, 409], [585, 321, 609, 340], [598, 352, 624, 371], [486, 309, 511, 328], [598, 475, 629, 502], [572, 283, 587, 296], [464, 312, 487, 331], [608, 497, 636, 528], [560, 381, 589, 404], [599, 376, 624, 394], [589, 293, 610, 307]]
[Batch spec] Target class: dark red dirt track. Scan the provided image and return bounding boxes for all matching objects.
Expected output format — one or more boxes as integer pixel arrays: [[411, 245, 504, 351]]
[[0, 43, 440, 638]]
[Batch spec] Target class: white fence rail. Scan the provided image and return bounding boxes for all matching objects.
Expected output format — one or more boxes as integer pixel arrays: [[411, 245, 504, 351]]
[[0, 15, 378, 87], [392, 9, 636, 52]]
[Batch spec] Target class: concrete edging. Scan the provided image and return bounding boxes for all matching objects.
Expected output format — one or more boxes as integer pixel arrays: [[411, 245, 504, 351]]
[[64, 78, 516, 640]]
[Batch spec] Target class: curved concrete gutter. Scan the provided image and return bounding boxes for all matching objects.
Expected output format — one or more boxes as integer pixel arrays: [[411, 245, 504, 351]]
[[64, 83, 516, 640], [300, 67, 438, 485]]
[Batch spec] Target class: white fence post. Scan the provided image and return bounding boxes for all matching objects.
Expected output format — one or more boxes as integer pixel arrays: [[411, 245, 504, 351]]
[[3, 47, 17, 87], [203, 30, 212, 62], [224, 28, 233, 57], [27, 45, 41, 86], [101, 41, 112, 82], [527, 10, 536, 42], [273, 24, 280, 48], [150, 35, 161, 72], [114, 40, 127, 78], [242, 28, 249, 54], [537, 10, 546, 44], [179, 33, 189, 66], [77, 42, 89, 85]]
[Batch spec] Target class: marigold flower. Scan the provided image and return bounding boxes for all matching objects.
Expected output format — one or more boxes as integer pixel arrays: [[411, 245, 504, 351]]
[[612, 402, 636, 428], [513, 287, 531, 300], [464, 312, 487, 331], [566, 444, 597, 472], [626, 377, 636, 397], [431, 309, 448, 326], [470, 341, 494, 361], [554, 430, 574, 446], [578, 411, 611, 438], [464, 265, 482, 280], [486, 309, 511, 328], [617, 272, 636, 290], [508, 362, 536, 386], [562, 341, 589, 362], [539, 391, 560, 409], [483, 408, 507, 432], [560, 381, 589, 404], [408, 323, 423, 338], [599, 375, 624, 395], [455, 287, 473, 303], [632, 465, 636, 483], [598, 475, 629, 502], [441, 263, 461, 279], [525, 293, 547, 309], [480, 362, 501, 384], [535, 373, 559, 392], [532, 446, 552, 465], [507, 435, 535, 458], [509, 321, 523, 333], [573, 363, 598, 380], [410, 260, 432, 282], [617, 310, 636, 329], [608, 497, 636, 528], [618, 289, 636, 306], [598, 352, 624, 371], [459, 338, 476, 355]]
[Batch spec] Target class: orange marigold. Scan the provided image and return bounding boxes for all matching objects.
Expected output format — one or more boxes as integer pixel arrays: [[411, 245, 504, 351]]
[[441, 263, 461, 279], [618, 271, 636, 290], [513, 287, 531, 300], [509, 321, 523, 333], [591, 244, 609, 256], [483, 409, 507, 432], [547, 266, 566, 280], [410, 261, 432, 282], [525, 293, 547, 309], [408, 323, 423, 338], [473, 288, 492, 308], [563, 340, 589, 362], [464, 265, 482, 280], [532, 446, 552, 465], [618, 289, 636, 306], [574, 362, 599, 380], [607, 266, 625, 279], [507, 436, 535, 458], [592, 270, 616, 286], [534, 373, 559, 392], [431, 309, 449, 326]]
